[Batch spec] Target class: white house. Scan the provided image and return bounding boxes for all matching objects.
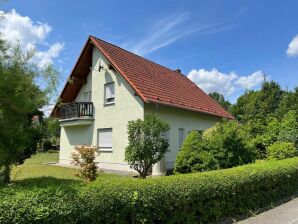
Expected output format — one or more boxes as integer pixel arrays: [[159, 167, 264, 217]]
[[52, 35, 233, 175]]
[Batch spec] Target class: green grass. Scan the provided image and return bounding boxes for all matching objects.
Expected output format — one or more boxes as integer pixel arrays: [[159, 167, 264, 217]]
[[11, 152, 80, 181], [10, 152, 129, 187]]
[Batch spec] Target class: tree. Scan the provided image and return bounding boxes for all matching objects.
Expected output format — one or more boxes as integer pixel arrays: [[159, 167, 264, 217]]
[[231, 81, 284, 123], [0, 41, 57, 184], [209, 92, 231, 111], [125, 113, 170, 178], [277, 87, 298, 117], [277, 110, 298, 148]]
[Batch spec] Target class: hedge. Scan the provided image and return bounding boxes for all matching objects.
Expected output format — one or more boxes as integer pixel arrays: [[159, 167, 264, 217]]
[[1, 158, 298, 224]]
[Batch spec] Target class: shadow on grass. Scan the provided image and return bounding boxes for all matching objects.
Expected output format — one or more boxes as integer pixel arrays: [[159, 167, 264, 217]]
[[11, 176, 82, 188]]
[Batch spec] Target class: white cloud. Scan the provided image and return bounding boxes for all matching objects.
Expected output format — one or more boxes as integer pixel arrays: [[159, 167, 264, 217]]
[[0, 9, 63, 67], [287, 35, 298, 56], [235, 71, 264, 89], [123, 12, 240, 56], [187, 68, 265, 96], [33, 42, 64, 68]]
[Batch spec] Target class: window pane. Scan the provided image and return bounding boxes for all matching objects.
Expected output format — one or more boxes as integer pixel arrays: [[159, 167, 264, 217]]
[[98, 129, 112, 148], [105, 83, 114, 99], [83, 91, 91, 102], [179, 128, 185, 148]]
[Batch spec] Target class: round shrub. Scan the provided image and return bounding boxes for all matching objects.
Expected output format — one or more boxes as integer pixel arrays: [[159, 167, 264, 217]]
[[174, 130, 214, 173], [266, 141, 297, 160]]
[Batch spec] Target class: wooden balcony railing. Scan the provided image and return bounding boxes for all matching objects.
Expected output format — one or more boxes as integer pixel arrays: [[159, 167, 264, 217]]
[[59, 102, 93, 119]]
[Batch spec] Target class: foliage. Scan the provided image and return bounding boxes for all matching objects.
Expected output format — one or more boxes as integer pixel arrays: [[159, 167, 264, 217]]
[[278, 110, 298, 148], [277, 87, 298, 117], [0, 38, 57, 184], [267, 142, 297, 160], [231, 81, 284, 123], [245, 110, 298, 159], [209, 92, 232, 111], [174, 130, 214, 173], [125, 113, 170, 178], [0, 158, 298, 223], [42, 117, 60, 150], [71, 145, 99, 182], [175, 121, 257, 173]]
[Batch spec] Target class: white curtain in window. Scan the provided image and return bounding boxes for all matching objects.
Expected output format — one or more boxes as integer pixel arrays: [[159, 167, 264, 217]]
[[98, 129, 112, 148], [105, 83, 115, 99]]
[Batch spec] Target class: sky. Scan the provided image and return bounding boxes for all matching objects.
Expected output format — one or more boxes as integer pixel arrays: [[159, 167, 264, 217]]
[[0, 0, 298, 109]]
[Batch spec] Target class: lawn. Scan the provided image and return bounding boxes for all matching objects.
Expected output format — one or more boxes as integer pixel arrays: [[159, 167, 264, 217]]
[[11, 151, 80, 181], [10, 151, 130, 187]]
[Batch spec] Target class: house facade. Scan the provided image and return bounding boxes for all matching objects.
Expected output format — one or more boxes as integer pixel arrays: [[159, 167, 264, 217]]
[[53, 36, 233, 175]]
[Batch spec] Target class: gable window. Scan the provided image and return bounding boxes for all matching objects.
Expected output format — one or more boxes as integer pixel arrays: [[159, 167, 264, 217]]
[[178, 128, 185, 148], [104, 82, 115, 104], [97, 128, 113, 151], [83, 91, 91, 102]]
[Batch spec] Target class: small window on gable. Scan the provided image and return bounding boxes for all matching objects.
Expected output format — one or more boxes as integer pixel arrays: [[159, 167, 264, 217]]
[[104, 82, 115, 104], [83, 91, 91, 102]]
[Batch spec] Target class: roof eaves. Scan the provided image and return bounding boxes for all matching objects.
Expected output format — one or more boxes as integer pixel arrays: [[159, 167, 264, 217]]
[[147, 99, 234, 119]]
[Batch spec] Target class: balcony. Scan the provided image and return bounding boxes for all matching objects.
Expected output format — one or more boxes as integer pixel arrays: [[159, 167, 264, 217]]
[[59, 102, 94, 126]]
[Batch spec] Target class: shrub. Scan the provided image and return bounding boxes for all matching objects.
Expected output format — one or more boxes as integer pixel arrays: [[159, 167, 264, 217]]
[[267, 141, 297, 160], [71, 145, 99, 182], [125, 113, 170, 178], [175, 130, 214, 173], [175, 121, 257, 173], [0, 158, 298, 223], [42, 140, 52, 151]]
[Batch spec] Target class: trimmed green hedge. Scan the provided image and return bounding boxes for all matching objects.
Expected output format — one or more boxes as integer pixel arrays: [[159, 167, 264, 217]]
[[1, 158, 298, 224]]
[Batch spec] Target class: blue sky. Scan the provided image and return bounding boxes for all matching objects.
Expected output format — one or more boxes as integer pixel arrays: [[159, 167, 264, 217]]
[[1, 0, 298, 104]]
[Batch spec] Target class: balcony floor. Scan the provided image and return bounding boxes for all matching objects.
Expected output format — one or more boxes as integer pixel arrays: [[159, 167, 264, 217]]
[[59, 117, 94, 127]]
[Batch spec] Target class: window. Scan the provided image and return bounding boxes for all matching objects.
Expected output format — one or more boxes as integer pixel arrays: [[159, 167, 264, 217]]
[[178, 128, 185, 148], [83, 91, 91, 102], [104, 82, 115, 104], [97, 128, 113, 151], [161, 131, 170, 143]]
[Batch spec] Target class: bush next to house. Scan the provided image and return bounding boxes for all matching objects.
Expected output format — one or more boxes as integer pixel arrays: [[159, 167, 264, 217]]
[[175, 121, 257, 174], [1, 157, 298, 224], [125, 113, 170, 178]]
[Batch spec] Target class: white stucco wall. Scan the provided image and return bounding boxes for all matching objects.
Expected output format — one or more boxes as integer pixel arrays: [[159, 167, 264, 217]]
[[59, 47, 144, 171], [145, 103, 222, 169]]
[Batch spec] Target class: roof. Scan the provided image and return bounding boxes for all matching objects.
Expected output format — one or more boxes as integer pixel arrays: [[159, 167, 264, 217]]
[[52, 35, 233, 119]]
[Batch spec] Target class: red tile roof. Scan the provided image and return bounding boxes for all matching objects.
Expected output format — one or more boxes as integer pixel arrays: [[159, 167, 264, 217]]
[[90, 36, 233, 119]]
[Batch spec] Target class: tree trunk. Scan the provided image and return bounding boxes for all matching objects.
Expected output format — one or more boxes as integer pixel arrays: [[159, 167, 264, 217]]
[[0, 164, 11, 184]]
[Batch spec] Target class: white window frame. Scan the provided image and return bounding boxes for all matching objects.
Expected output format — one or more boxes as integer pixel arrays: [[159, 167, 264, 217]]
[[97, 128, 113, 152], [104, 82, 115, 105]]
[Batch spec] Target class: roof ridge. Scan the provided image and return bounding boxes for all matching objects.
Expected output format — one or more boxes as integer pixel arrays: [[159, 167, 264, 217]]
[[90, 35, 183, 76]]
